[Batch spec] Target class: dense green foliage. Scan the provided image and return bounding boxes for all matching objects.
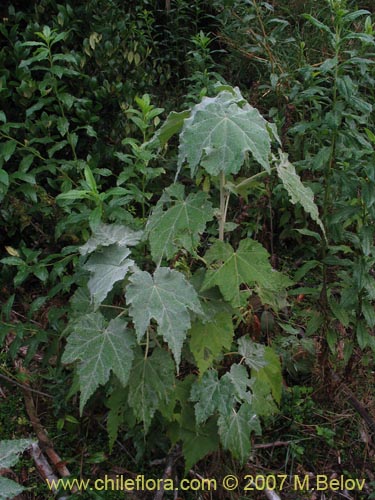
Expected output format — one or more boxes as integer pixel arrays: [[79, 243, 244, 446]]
[[1, 0, 375, 498]]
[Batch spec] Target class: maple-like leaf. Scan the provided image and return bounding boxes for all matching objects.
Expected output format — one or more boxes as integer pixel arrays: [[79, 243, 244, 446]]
[[0, 439, 35, 500], [84, 244, 134, 307], [276, 152, 326, 237], [127, 348, 175, 431], [189, 312, 234, 375], [177, 87, 275, 177], [190, 370, 234, 424], [62, 313, 135, 413], [125, 267, 202, 366], [146, 183, 214, 262], [218, 403, 261, 463], [0, 477, 26, 500], [201, 239, 291, 307], [0, 439, 34, 468], [237, 336, 268, 371], [79, 223, 143, 255]]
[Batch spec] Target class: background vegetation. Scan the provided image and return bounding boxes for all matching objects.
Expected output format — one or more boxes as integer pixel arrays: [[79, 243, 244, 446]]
[[0, 0, 374, 499]]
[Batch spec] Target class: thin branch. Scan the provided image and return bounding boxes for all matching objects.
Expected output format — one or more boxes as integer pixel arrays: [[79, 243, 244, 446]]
[[0, 373, 53, 399]]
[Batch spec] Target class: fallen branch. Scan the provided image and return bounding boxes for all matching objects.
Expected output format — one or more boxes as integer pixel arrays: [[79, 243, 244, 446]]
[[29, 443, 70, 500], [254, 440, 291, 449]]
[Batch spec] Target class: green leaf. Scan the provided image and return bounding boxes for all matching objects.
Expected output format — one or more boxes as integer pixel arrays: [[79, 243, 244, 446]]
[[276, 152, 326, 238], [1, 140, 17, 162], [178, 87, 275, 177], [80, 223, 143, 255], [178, 408, 219, 472], [0, 439, 34, 468], [84, 245, 134, 307], [362, 299, 375, 328], [128, 348, 175, 431], [106, 386, 132, 452], [189, 312, 234, 375], [0, 477, 26, 500], [57, 116, 69, 136], [146, 183, 214, 262], [254, 347, 282, 403], [202, 239, 289, 307], [126, 267, 202, 366], [190, 370, 234, 424], [62, 313, 134, 413], [238, 337, 268, 371], [218, 403, 261, 463], [149, 110, 190, 148]]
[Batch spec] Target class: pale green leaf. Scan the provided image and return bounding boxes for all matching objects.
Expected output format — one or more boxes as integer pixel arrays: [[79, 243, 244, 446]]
[[84, 245, 134, 306], [126, 267, 202, 366], [80, 223, 143, 255], [178, 87, 275, 177], [146, 183, 214, 262], [218, 403, 261, 463], [0, 439, 34, 468], [202, 239, 290, 307], [0, 477, 26, 500], [127, 348, 175, 431], [276, 152, 325, 238], [189, 312, 234, 375], [238, 336, 268, 371], [190, 370, 234, 424], [222, 364, 252, 403], [62, 313, 135, 413]]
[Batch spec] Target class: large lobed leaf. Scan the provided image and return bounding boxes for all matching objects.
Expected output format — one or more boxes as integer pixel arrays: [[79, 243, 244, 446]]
[[0, 439, 35, 500], [146, 183, 214, 263], [79, 223, 143, 255], [0, 477, 26, 500], [202, 239, 291, 307], [177, 87, 275, 177], [62, 313, 134, 413], [218, 403, 261, 463], [84, 245, 134, 307], [125, 267, 202, 366], [0, 439, 34, 468]]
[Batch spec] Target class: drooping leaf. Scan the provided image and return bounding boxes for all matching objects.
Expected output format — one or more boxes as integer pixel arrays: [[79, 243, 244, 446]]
[[62, 313, 135, 413], [106, 385, 134, 452], [127, 348, 175, 431], [125, 267, 202, 366], [218, 403, 261, 463], [190, 370, 234, 424], [84, 244, 134, 306], [254, 347, 282, 403], [202, 239, 290, 307], [189, 312, 234, 375], [276, 152, 325, 238], [0, 439, 34, 468], [0, 477, 26, 500], [79, 223, 143, 255], [178, 407, 219, 472], [146, 183, 214, 262], [148, 109, 190, 148], [177, 87, 275, 177]]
